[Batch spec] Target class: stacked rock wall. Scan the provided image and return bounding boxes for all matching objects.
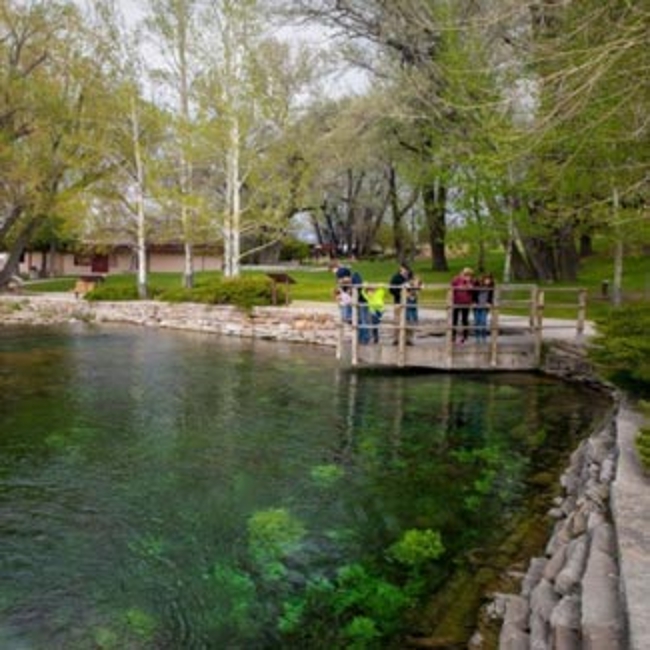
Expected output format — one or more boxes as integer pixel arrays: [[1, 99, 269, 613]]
[[494, 405, 626, 650], [0, 296, 341, 346]]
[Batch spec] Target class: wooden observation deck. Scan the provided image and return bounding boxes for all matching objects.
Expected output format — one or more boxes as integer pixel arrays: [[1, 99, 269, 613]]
[[336, 284, 588, 371]]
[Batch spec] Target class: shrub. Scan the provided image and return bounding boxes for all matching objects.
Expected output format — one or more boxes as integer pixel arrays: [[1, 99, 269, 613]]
[[85, 284, 140, 301], [160, 276, 274, 309], [589, 305, 650, 396], [280, 238, 310, 262]]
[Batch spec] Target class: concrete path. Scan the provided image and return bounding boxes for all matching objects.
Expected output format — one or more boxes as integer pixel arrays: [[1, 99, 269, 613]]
[[612, 404, 650, 650]]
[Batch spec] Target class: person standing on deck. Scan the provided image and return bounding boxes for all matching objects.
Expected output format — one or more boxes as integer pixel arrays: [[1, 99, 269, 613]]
[[331, 260, 352, 323], [451, 268, 474, 343], [404, 275, 422, 345], [389, 263, 413, 344], [362, 284, 386, 344], [473, 273, 495, 343], [332, 260, 370, 344]]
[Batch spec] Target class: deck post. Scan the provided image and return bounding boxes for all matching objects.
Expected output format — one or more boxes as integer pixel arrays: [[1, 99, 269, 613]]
[[351, 287, 359, 366], [336, 321, 344, 360], [577, 288, 587, 339], [489, 287, 499, 367], [397, 289, 407, 367], [445, 288, 454, 369], [529, 286, 537, 332], [534, 289, 544, 365]]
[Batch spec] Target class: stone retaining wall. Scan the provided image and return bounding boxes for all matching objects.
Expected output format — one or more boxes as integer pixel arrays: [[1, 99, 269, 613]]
[[484, 342, 628, 650], [0, 295, 341, 346], [488, 401, 626, 650]]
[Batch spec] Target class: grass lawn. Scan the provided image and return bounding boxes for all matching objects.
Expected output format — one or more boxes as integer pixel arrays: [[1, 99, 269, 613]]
[[23, 246, 650, 321]]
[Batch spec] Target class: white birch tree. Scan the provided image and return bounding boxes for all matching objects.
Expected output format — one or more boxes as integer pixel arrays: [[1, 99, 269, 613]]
[[194, 0, 316, 277], [80, 0, 167, 298], [144, 0, 202, 288]]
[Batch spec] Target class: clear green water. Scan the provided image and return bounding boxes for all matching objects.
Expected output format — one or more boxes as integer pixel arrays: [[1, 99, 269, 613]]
[[0, 324, 607, 649]]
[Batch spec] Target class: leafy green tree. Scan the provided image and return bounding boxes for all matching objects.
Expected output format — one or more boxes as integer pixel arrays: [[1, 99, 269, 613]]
[[0, 0, 117, 286], [509, 0, 650, 281]]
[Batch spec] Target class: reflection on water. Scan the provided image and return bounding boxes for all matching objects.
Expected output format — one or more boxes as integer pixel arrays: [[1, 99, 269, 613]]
[[0, 324, 607, 649]]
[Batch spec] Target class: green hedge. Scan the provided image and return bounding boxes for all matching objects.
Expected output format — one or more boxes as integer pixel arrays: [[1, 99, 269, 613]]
[[85, 285, 141, 301], [84, 276, 276, 309], [589, 305, 650, 396], [160, 276, 275, 309]]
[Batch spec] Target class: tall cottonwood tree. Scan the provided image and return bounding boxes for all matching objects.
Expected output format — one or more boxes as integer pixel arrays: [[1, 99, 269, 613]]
[[286, 0, 528, 272], [510, 0, 650, 282], [0, 0, 117, 287], [286, 1, 452, 269], [81, 85, 166, 299], [293, 92, 419, 259]]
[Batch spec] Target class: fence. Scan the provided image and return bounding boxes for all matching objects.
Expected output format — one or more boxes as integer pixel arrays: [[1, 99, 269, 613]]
[[336, 283, 588, 369]]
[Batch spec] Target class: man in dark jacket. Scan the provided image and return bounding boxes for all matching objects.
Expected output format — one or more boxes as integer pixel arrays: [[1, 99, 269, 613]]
[[389, 264, 413, 343]]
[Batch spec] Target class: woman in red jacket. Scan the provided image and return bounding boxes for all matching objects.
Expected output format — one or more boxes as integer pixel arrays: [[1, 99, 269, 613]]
[[451, 267, 474, 343]]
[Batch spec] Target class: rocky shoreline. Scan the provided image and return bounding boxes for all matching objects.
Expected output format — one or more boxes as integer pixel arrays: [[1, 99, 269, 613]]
[[484, 400, 625, 650], [1, 293, 645, 649]]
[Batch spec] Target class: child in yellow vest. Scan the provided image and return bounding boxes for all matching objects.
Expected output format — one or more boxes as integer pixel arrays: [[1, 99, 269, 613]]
[[362, 285, 386, 344]]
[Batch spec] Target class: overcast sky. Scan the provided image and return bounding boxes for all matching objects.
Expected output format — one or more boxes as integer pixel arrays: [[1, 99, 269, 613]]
[[80, 0, 368, 98]]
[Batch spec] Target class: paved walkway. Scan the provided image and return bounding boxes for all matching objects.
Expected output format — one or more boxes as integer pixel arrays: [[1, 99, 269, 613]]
[[612, 404, 650, 650]]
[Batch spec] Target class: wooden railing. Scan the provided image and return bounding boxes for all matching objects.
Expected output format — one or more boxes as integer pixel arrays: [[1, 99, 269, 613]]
[[336, 283, 588, 368]]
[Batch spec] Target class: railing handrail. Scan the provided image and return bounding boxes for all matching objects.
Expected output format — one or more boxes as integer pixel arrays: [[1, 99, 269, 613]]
[[339, 283, 588, 367]]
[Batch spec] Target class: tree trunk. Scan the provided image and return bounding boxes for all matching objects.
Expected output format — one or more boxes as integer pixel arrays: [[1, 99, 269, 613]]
[[507, 239, 535, 281], [556, 226, 579, 281], [579, 234, 594, 257], [422, 180, 448, 272], [131, 98, 149, 299], [388, 165, 405, 261], [224, 114, 242, 278], [0, 222, 34, 288], [612, 188, 623, 306], [519, 236, 556, 281]]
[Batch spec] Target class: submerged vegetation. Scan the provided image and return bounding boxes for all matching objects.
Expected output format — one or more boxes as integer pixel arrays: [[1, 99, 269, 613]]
[[0, 325, 608, 648]]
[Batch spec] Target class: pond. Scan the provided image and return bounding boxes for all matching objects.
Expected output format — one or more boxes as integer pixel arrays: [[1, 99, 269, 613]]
[[0, 324, 609, 649]]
